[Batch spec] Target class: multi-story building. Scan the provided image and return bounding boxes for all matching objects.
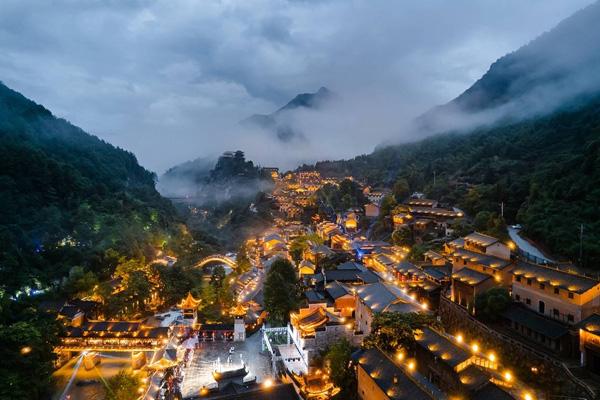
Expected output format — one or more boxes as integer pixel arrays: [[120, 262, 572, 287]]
[[354, 282, 423, 335], [510, 262, 600, 325]]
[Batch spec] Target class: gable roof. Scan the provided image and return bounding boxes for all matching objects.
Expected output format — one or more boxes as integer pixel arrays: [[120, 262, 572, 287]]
[[415, 327, 472, 369], [464, 232, 500, 247], [512, 261, 599, 294], [452, 267, 492, 286], [355, 283, 421, 314], [353, 348, 431, 400]]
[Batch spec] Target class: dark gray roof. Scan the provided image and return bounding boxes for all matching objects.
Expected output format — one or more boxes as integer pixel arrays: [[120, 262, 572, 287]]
[[355, 283, 420, 314], [336, 261, 367, 271], [325, 281, 351, 300], [452, 248, 511, 270], [305, 290, 326, 303], [353, 348, 431, 400], [422, 266, 451, 281], [464, 232, 500, 247], [577, 313, 600, 335], [472, 382, 516, 400], [452, 267, 492, 286], [512, 261, 599, 294], [415, 327, 471, 368], [309, 268, 380, 285], [502, 304, 569, 339], [458, 364, 490, 391]]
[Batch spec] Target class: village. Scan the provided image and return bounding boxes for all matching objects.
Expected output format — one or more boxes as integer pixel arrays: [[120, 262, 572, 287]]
[[50, 168, 600, 400]]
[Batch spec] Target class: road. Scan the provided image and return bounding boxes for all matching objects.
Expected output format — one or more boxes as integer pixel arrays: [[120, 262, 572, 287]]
[[508, 227, 554, 263]]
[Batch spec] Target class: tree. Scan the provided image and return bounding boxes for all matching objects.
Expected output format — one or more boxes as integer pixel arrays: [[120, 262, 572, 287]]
[[289, 234, 323, 264], [392, 178, 410, 202], [363, 312, 438, 353], [474, 288, 511, 321], [391, 226, 413, 247], [0, 315, 60, 400], [236, 243, 252, 274], [105, 369, 140, 400], [62, 266, 98, 299], [264, 258, 300, 325], [324, 339, 357, 400]]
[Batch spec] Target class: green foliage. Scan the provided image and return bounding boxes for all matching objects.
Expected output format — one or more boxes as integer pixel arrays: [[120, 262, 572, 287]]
[[474, 288, 511, 321], [316, 179, 366, 212], [363, 312, 439, 353], [313, 97, 600, 268], [324, 339, 357, 400], [391, 226, 413, 247], [0, 299, 60, 399], [289, 234, 323, 264], [392, 178, 410, 201], [319, 252, 353, 271], [473, 211, 508, 240], [264, 258, 300, 325], [104, 369, 140, 400], [236, 243, 252, 274], [62, 266, 98, 299]]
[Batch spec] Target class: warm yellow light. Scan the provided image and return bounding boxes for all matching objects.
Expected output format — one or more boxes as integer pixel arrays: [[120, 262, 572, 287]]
[[456, 334, 463, 343], [263, 378, 274, 388], [421, 302, 428, 310], [396, 352, 405, 361], [407, 361, 415, 371], [524, 393, 533, 400], [471, 343, 479, 353], [504, 371, 513, 382], [20, 346, 32, 355], [488, 352, 496, 362]]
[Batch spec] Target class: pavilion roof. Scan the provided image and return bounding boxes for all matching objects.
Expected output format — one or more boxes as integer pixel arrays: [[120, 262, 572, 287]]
[[179, 292, 201, 309]]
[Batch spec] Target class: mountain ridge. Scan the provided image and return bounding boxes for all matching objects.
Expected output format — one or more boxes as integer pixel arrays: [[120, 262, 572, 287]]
[[241, 86, 334, 142]]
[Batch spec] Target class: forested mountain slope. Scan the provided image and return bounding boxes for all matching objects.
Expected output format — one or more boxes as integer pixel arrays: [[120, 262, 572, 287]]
[[314, 98, 600, 268], [0, 82, 183, 295]]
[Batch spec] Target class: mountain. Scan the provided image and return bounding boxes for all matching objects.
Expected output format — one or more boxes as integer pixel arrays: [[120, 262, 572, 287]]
[[157, 155, 216, 198], [0, 81, 183, 295], [158, 150, 273, 203], [241, 86, 334, 142], [310, 4, 600, 269], [418, 1, 600, 133]]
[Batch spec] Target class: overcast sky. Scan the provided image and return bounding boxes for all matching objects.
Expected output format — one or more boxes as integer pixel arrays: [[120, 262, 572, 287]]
[[0, 0, 594, 173]]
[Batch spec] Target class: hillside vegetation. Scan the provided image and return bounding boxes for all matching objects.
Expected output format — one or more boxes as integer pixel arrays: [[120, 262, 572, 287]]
[[314, 98, 600, 268]]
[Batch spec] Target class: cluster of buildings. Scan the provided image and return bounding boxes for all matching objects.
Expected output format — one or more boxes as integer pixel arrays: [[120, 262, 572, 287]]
[[425, 232, 600, 374], [270, 170, 353, 220]]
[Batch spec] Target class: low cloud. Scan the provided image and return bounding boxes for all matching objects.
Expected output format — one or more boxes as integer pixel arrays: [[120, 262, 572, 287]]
[[0, 0, 594, 172]]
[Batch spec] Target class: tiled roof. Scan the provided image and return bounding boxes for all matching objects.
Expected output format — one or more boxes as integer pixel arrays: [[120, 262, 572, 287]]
[[577, 313, 600, 335], [353, 348, 431, 400], [415, 327, 472, 369], [512, 261, 599, 294], [452, 248, 512, 270], [464, 232, 500, 247], [452, 267, 492, 286], [355, 283, 421, 314], [502, 304, 569, 339]]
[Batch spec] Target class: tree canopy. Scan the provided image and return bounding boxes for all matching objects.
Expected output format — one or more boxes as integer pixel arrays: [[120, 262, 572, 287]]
[[263, 258, 300, 325]]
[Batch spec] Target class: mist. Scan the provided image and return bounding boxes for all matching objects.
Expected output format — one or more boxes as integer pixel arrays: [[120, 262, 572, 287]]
[[0, 0, 595, 173]]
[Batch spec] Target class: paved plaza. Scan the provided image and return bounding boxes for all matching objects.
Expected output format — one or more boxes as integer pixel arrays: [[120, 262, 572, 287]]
[[181, 331, 274, 398]]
